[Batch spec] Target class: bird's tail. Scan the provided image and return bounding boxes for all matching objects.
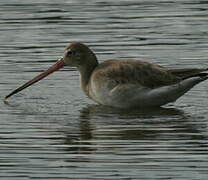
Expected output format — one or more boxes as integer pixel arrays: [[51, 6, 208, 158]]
[[168, 68, 208, 80]]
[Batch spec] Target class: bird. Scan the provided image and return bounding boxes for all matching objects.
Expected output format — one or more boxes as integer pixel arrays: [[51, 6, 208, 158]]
[[4, 42, 208, 109]]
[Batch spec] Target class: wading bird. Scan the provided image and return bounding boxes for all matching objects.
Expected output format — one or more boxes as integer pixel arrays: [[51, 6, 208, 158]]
[[5, 42, 208, 108]]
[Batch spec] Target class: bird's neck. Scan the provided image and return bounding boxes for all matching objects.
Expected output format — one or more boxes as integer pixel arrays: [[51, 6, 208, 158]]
[[78, 58, 98, 97]]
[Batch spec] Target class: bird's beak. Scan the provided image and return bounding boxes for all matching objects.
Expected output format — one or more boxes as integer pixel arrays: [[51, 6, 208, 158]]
[[5, 58, 65, 100]]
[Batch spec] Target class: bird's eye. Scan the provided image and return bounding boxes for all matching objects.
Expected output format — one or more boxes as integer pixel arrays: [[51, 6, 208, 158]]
[[67, 50, 72, 55], [67, 50, 76, 56]]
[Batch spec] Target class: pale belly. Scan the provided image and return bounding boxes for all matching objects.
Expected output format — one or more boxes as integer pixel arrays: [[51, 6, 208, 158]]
[[88, 77, 203, 109]]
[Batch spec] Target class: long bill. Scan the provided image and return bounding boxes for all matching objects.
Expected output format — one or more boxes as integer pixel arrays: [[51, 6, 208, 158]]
[[5, 58, 65, 100]]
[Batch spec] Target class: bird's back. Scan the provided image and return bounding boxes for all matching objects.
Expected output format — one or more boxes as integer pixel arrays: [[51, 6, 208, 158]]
[[91, 59, 180, 89]]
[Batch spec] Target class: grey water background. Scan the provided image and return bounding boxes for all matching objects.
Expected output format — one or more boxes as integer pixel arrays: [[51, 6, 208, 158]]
[[0, 0, 208, 179]]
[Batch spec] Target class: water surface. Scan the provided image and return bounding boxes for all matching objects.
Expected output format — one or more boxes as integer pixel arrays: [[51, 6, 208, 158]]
[[0, 0, 208, 179]]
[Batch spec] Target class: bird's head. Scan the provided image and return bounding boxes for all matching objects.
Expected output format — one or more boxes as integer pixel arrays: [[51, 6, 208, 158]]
[[63, 42, 97, 70], [5, 42, 98, 100]]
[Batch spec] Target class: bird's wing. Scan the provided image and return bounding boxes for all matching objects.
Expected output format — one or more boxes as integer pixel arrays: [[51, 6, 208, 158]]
[[168, 68, 208, 79], [95, 59, 180, 88]]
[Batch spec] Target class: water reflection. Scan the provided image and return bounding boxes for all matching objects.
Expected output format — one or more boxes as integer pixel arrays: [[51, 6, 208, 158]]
[[64, 114, 95, 153], [62, 105, 207, 155], [80, 104, 184, 118]]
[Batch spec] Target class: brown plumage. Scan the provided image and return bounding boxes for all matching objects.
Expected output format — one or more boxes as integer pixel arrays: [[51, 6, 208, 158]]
[[93, 59, 181, 89], [5, 42, 208, 108]]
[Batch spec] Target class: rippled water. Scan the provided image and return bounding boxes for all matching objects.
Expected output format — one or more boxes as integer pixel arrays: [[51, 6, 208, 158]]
[[1, 0, 208, 179]]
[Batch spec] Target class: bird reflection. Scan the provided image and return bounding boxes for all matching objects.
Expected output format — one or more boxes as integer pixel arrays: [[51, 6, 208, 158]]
[[63, 104, 207, 156], [80, 104, 184, 119]]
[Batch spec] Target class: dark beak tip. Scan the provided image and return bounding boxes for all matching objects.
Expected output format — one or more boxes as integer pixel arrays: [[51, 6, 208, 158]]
[[4, 58, 64, 101], [4, 97, 9, 104]]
